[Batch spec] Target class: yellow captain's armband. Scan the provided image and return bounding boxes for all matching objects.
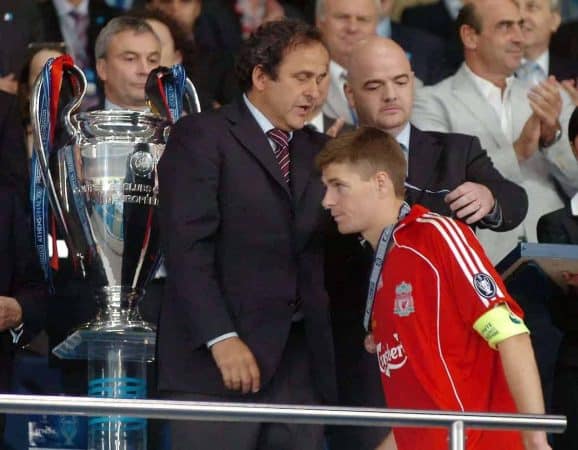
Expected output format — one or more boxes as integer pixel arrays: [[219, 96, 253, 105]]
[[473, 304, 529, 350]]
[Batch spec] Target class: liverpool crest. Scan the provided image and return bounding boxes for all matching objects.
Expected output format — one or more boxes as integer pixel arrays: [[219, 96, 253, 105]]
[[393, 282, 415, 317]]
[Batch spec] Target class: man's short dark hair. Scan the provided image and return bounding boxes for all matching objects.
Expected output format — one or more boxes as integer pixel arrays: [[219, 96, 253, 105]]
[[456, 3, 482, 35], [315, 127, 407, 199], [235, 19, 325, 93]]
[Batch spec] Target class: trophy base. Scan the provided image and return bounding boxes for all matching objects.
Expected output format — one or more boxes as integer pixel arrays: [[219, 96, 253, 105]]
[[52, 327, 156, 362]]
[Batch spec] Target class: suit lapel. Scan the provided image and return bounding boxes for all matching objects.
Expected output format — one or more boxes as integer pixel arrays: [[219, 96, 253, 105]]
[[289, 131, 315, 203], [225, 100, 292, 199], [451, 66, 511, 149], [406, 126, 442, 204]]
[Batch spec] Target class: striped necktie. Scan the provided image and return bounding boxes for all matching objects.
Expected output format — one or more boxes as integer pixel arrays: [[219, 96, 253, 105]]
[[267, 128, 291, 184]]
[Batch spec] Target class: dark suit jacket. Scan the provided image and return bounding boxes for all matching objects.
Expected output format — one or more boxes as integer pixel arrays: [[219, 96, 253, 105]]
[[537, 205, 578, 367], [0, 0, 45, 77], [157, 98, 336, 402], [549, 53, 578, 82], [38, 0, 120, 72], [401, 1, 463, 74], [391, 22, 450, 85], [326, 125, 528, 408], [551, 20, 578, 62], [0, 92, 28, 205], [0, 185, 47, 392]]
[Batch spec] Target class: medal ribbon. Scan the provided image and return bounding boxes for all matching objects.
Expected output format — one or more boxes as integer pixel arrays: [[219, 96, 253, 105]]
[[363, 201, 411, 332]]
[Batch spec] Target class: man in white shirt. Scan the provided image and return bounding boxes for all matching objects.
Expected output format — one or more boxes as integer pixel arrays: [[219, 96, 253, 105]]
[[412, 0, 578, 264], [315, 0, 380, 125]]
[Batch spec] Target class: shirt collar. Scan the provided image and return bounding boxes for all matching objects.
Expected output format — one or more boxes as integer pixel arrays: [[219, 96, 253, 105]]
[[572, 192, 578, 217], [329, 60, 347, 83], [396, 122, 411, 153], [53, 0, 89, 16], [104, 98, 149, 112], [521, 50, 549, 77], [443, 0, 463, 19], [376, 17, 392, 39], [463, 63, 514, 100], [243, 94, 293, 140], [307, 111, 325, 133]]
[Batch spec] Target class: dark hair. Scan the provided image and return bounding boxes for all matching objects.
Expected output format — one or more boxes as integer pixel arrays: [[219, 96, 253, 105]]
[[456, 3, 482, 35], [315, 127, 407, 198], [129, 8, 198, 75], [569, 107, 578, 143], [234, 19, 325, 93]]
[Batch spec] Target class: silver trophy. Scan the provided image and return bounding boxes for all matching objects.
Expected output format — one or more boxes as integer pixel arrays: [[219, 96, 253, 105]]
[[30, 62, 178, 359]]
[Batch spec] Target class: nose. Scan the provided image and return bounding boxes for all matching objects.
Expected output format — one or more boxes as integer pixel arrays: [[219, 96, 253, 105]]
[[511, 21, 524, 44], [382, 82, 397, 102], [306, 79, 322, 102], [321, 188, 334, 210], [345, 17, 359, 33]]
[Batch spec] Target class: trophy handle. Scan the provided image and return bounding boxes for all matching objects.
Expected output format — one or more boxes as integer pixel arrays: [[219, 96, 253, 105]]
[[63, 64, 88, 138], [184, 78, 201, 114], [30, 61, 87, 262]]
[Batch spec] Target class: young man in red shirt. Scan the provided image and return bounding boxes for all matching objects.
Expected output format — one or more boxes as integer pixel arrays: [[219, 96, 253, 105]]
[[317, 126, 551, 450]]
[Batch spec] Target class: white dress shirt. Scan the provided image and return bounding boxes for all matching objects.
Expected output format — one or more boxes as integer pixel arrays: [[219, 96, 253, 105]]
[[464, 64, 515, 142]]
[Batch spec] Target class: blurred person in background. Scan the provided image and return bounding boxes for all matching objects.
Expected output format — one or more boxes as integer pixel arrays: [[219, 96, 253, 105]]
[[0, 0, 45, 95], [315, 0, 380, 125], [17, 45, 67, 159], [132, 7, 222, 109], [38, 0, 121, 108], [95, 15, 161, 110]]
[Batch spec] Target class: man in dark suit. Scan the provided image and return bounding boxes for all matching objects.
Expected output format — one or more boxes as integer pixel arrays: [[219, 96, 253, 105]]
[[377, 0, 451, 85], [157, 19, 336, 450], [0, 0, 45, 94], [325, 36, 527, 450], [0, 92, 29, 206], [537, 106, 578, 450], [38, 0, 120, 107], [0, 185, 47, 436]]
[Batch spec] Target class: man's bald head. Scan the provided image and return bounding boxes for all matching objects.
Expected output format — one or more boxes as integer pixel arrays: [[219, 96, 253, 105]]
[[345, 36, 415, 137]]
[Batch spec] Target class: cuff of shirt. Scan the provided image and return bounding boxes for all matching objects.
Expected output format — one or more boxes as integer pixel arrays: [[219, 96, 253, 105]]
[[207, 332, 238, 348], [9, 324, 24, 344], [479, 200, 503, 229]]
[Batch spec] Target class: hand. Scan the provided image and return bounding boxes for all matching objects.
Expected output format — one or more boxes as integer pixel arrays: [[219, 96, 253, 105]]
[[210, 336, 260, 393], [0, 74, 18, 95], [528, 77, 562, 144], [561, 78, 578, 106], [326, 117, 345, 138], [364, 333, 377, 354], [562, 271, 578, 288], [514, 113, 541, 160], [522, 430, 551, 450], [0, 296, 23, 331], [444, 181, 495, 225]]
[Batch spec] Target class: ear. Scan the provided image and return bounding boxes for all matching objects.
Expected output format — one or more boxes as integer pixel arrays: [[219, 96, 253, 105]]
[[344, 82, 356, 110], [251, 64, 269, 92], [96, 58, 107, 82], [459, 24, 478, 51], [374, 171, 393, 197], [174, 49, 183, 65], [551, 10, 562, 33]]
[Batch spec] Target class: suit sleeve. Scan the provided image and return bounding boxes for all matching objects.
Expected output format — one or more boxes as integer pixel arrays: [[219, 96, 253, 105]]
[[9, 190, 47, 339], [463, 135, 528, 231], [158, 115, 235, 349], [0, 94, 28, 206]]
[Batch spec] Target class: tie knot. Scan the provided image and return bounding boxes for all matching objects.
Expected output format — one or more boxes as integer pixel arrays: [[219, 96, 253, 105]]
[[267, 128, 289, 150], [69, 9, 86, 23]]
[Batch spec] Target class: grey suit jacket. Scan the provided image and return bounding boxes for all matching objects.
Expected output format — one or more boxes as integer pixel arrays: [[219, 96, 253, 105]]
[[412, 63, 578, 263]]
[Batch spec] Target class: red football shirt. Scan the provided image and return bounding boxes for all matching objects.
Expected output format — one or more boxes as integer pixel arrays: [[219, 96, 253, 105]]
[[372, 205, 525, 450]]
